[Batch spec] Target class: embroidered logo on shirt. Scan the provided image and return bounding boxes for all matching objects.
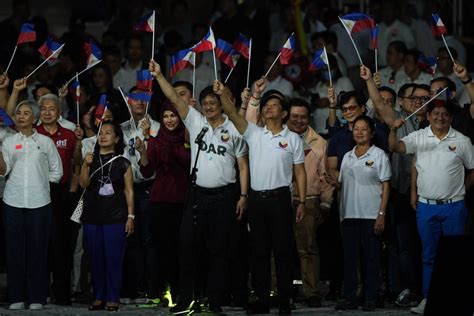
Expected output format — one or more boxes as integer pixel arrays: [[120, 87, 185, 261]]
[[278, 140, 288, 149], [15, 144, 22, 150], [365, 160, 374, 167], [220, 133, 230, 143], [448, 144, 457, 152], [56, 139, 68, 149]]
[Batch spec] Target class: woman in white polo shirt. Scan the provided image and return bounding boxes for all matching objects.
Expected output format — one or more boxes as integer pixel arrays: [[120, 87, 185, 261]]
[[329, 115, 391, 311], [0, 101, 63, 310]]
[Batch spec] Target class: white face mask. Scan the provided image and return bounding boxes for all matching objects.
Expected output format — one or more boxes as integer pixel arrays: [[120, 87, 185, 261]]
[[98, 177, 115, 196]]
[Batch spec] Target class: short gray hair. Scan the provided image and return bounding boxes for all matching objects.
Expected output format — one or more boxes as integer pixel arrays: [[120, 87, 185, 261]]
[[15, 100, 39, 120], [38, 93, 61, 112]]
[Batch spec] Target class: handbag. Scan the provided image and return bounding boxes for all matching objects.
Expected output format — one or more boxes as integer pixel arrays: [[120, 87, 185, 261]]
[[70, 155, 123, 224]]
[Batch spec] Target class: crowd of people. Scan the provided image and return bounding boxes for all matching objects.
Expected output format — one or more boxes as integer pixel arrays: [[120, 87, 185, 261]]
[[0, 0, 473, 315]]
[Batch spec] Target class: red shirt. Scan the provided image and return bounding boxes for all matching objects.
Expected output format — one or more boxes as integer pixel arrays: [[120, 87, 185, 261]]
[[37, 124, 76, 184]]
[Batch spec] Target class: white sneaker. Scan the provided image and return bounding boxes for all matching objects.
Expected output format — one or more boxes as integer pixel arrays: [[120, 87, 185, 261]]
[[9, 302, 25, 310], [410, 298, 426, 314], [29, 303, 44, 310]]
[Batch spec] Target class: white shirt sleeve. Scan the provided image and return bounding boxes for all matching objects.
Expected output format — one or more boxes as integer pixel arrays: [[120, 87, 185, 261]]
[[1, 136, 12, 176], [46, 137, 63, 183], [233, 131, 248, 158], [401, 130, 419, 154], [293, 135, 305, 164], [243, 122, 258, 143], [461, 142, 474, 170], [182, 106, 203, 136], [378, 151, 392, 181]]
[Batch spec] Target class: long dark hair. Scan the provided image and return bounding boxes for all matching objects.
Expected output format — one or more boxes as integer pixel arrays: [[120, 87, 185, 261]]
[[94, 120, 125, 155]]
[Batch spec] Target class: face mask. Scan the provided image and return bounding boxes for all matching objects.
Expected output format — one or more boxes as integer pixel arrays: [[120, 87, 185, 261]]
[[321, 70, 337, 81], [99, 177, 115, 196]]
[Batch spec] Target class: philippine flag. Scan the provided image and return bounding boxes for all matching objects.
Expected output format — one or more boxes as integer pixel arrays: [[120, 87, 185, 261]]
[[339, 13, 374, 34], [431, 14, 448, 36], [127, 92, 152, 105], [133, 12, 155, 33], [136, 70, 153, 91], [216, 39, 240, 69], [370, 24, 379, 50], [309, 48, 329, 72], [232, 33, 250, 59], [38, 36, 63, 61], [84, 39, 102, 67], [95, 94, 108, 124], [279, 34, 296, 65], [170, 47, 194, 77], [192, 28, 216, 53], [0, 108, 15, 128], [17, 22, 36, 45], [417, 54, 437, 75], [70, 77, 81, 103]]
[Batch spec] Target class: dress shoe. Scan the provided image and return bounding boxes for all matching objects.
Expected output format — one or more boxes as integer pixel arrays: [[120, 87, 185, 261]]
[[105, 304, 120, 311], [88, 302, 105, 311]]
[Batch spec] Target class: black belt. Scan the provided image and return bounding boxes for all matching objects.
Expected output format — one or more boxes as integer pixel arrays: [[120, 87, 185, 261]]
[[252, 186, 290, 198], [195, 184, 231, 195]]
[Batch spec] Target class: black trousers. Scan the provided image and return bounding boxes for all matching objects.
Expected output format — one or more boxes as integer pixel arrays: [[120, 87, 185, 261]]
[[248, 187, 294, 307], [178, 183, 238, 306], [150, 202, 183, 296], [49, 183, 73, 302]]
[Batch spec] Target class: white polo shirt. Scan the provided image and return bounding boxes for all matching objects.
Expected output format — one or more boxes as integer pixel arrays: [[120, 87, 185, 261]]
[[183, 106, 248, 188], [401, 126, 474, 200], [2, 130, 63, 208], [243, 123, 304, 191], [121, 116, 160, 183], [339, 145, 391, 221]]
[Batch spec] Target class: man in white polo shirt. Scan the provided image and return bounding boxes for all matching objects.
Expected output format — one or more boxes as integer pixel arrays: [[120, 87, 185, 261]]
[[214, 81, 306, 315], [148, 60, 249, 314], [389, 100, 474, 314]]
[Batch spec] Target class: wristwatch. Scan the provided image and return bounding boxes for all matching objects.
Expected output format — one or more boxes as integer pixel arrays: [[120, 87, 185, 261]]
[[128, 214, 135, 220], [378, 211, 385, 216]]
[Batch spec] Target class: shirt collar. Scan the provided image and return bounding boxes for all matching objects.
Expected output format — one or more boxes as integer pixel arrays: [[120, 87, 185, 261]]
[[427, 126, 455, 140], [263, 124, 289, 137], [204, 114, 228, 130], [348, 144, 375, 159], [18, 129, 38, 140]]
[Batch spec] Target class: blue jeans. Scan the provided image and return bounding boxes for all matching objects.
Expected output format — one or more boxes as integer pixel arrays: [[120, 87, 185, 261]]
[[4, 203, 52, 304], [83, 224, 126, 303], [417, 200, 466, 297]]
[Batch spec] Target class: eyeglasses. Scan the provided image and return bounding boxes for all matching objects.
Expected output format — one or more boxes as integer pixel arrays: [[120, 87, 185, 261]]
[[128, 138, 135, 156], [409, 96, 430, 103], [341, 105, 359, 113]]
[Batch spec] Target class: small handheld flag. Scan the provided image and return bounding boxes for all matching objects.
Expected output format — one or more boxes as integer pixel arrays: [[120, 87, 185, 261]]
[[417, 54, 437, 75], [170, 47, 195, 77], [370, 24, 378, 50], [0, 108, 15, 128], [84, 39, 102, 67], [127, 92, 152, 105], [71, 73, 81, 124], [431, 13, 454, 62], [233, 33, 250, 59], [17, 23, 36, 45], [431, 14, 448, 37], [339, 13, 374, 34], [136, 70, 153, 91], [279, 33, 296, 65], [216, 39, 240, 69], [38, 36, 63, 62], [95, 94, 107, 125], [133, 12, 155, 32], [309, 47, 332, 86], [192, 29, 216, 53]]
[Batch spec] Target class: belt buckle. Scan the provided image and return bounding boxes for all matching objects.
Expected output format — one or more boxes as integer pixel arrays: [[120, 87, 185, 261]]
[[260, 191, 269, 198], [435, 199, 445, 205]]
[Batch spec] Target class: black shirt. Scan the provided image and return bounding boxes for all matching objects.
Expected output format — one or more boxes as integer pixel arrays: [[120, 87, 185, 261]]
[[82, 154, 130, 225]]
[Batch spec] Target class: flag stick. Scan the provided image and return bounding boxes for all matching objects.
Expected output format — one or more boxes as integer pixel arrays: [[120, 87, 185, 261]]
[[375, 48, 378, 73], [151, 10, 155, 60], [405, 87, 447, 120], [224, 67, 234, 83], [65, 60, 102, 86], [324, 47, 333, 87], [246, 39, 252, 88], [212, 48, 218, 81], [75, 72, 80, 125], [192, 52, 196, 99], [264, 51, 281, 78], [338, 17, 363, 65], [118, 86, 140, 136], [441, 34, 455, 62], [5, 45, 17, 74], [145, 102, 150, 116], [26, 44, 65, 80]]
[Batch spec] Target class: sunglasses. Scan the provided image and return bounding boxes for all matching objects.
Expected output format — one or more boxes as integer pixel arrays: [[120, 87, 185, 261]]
[[409, 96, 430, 103], [341, 105, 359, 113]]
